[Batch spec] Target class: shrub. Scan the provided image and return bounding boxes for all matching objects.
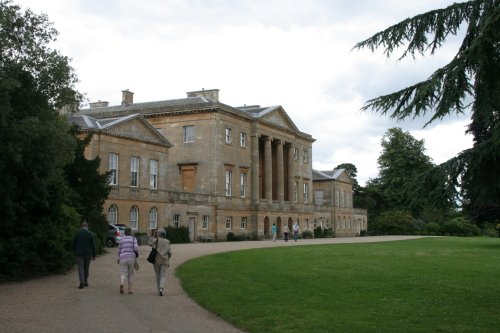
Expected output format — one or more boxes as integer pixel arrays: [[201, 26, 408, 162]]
[[302, 230, 313, 239], [371, 210, 414, 235], [425, 222, 441, 235], [164, 226, 190, 244], [314, 227, 323, 238], [323, 228, 335, 238], [441, 217, 480, 237], [227, 232, 236, 241], [359, 229, 368, 237]]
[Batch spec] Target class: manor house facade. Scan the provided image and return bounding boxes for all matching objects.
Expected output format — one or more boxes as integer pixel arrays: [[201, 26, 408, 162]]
[[72, 89, 367, 240]]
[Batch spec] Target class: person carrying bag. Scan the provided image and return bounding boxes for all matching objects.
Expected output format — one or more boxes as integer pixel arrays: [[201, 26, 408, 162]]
[[148, 228, 171, 296]]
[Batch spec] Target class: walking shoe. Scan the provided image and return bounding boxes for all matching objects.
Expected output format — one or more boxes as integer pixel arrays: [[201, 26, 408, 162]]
[[83, 282, 89, 287], [120, 285, 124, 294], [78, 284, 84, 289], [159, 288, 163, 296]]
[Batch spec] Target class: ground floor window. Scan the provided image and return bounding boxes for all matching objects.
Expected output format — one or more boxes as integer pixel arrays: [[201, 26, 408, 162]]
[[149, 207, 157, 230], [108, 205, 118, 225], [173, 214, 180, 228], [202, 215, 209, 229], [130, 206, 138, 229], [240, 217, 247, 229], [225, 217, 232, 229]]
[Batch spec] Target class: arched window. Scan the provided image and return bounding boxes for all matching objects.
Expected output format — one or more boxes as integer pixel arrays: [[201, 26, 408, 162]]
[[108, 205, 118, 225], [149, 207, 158, 230], [130, 206, 138, 229]]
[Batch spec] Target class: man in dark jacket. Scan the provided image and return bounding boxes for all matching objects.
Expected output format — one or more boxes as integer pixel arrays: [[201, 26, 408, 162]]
[[73, 222, 96, 289]]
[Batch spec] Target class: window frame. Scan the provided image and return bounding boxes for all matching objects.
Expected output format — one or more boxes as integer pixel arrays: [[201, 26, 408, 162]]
[[225, 217, 232, 229], [202, 215, 209, 229], [183, 125, 195, 143], [240, 132, 247, 147], [130, 156, 140, 187], [225, 127, 233, 144], [130, 206, 138, 229], [149, 159, 158, 189], [240, 217, 247, 229], [225, 169, 233, 196], [303, 182, 309, 203], [149, 207, 158, 230], [108, 153, 119, 185], [108, 205, 118, 225], [240, 172, 247, 198], [173, 214, 181, 228]]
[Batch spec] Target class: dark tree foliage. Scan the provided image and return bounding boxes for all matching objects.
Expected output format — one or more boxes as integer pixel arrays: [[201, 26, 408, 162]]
[[0, 1, 108, 281], [354, 0, 500, 224], [0, 66, 78, 281], [64, 127, 111, 249], [378, 128, 435, 213]]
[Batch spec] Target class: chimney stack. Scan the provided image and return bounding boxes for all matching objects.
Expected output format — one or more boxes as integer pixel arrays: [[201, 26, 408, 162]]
[[89, 100, 109, 109], [186, 88, 219, 102], [121, 89, 134, 106]]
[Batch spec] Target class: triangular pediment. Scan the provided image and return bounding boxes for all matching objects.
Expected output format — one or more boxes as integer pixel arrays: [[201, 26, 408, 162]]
[[336, 171, 353, 184], [103, 117, 171, 147], [259, 106, 299, 132]]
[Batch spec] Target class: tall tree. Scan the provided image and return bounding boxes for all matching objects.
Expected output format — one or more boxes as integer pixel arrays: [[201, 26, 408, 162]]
[[354, 0, 500, 223], [0, 1, 107, 280], [377, 128, 435, 214]]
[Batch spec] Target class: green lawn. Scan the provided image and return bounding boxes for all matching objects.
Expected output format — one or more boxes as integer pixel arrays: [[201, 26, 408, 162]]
[[176, 237, 500, 333]]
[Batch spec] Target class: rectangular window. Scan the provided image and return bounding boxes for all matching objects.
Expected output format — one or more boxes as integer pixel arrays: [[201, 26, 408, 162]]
[[149, 159, 158, 189], [108, 153, 118, 185], [315, 190, 323, 205], [130, 156, 139, 187], [303, 182, 309, 203], [225, 169, 232, 196], [240, 132, 247, 147], [202, 215, 209, 229], [225, 127, 232, 144], [225, 217, 232, 229], [293, 147, 299, 160], [240, 217, 247, 229], [294, 181, 298, 202], [303, 149, 309, 163], [240, 172, 247, 197], [173, 214, 180, 228], [183, 125, 195, 143]]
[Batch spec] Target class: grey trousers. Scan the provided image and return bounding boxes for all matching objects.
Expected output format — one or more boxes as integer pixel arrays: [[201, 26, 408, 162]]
[[76, 256, 92, 285]]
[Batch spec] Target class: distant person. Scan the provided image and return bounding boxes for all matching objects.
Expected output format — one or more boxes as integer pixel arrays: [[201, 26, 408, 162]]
[[271, 223, 277, 242], [118, 227, 139, 294], [293, 222, 300, 242], [148, 228, 171, 296], [73, 222, 96, 289], [283, 224, 290, 242]]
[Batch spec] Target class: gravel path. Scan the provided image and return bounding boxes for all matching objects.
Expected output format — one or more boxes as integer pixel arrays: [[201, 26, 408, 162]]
[[0, 236, 424, 332]]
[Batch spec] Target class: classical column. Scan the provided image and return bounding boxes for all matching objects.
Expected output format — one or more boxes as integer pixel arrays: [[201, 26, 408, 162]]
[[276, 140, 284, 203], [288, 144, 295, 202], [264, 136, 272, 202], [251, 134, 259, 203]]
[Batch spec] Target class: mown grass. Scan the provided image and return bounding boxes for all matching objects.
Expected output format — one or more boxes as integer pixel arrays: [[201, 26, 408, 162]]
[[176, 237, 500, 333]]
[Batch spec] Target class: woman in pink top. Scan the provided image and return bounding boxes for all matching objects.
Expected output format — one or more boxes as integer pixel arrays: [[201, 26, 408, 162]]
[[118, 227, 139, 294]]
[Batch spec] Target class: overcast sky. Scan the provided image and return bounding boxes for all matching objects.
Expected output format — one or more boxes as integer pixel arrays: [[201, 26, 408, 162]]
[[19, 0, 473, 185]]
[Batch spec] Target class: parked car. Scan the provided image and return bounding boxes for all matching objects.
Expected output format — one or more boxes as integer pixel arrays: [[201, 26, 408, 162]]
[[106, 224, 126, 247]]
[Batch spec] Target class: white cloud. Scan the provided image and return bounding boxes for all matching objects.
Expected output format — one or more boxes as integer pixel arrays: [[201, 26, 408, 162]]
[[18, 0, 473, 186]]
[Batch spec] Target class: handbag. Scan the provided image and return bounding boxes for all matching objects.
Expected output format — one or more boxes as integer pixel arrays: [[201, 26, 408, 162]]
[[134, 259, 139, 271], [147, 239, 158, 264]]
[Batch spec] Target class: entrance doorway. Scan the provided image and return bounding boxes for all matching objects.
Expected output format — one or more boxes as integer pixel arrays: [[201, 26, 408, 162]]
[[188, 216, 196, 241]]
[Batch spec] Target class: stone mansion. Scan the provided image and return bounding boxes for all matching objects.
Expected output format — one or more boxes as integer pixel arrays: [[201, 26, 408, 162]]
[[71, 89, 367, 241]]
